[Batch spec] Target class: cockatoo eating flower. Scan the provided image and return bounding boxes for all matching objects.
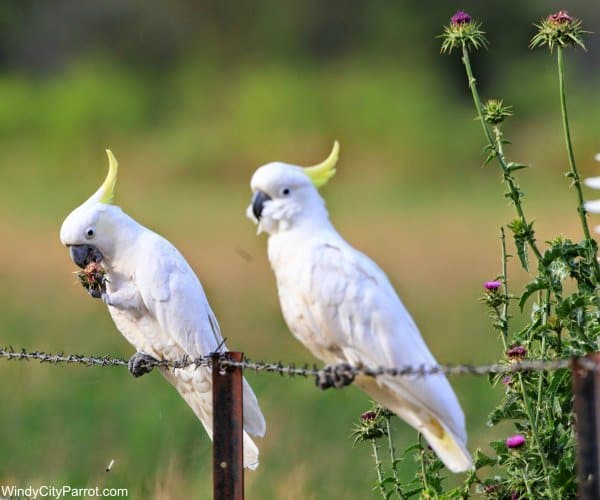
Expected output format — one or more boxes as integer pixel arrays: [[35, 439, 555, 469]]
[[61, 150, 266, 469], [246, 142, 472, 472]]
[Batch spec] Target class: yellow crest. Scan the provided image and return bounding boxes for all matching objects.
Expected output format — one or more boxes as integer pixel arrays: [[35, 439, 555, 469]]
[[99, 149, 118, 204], [303, 141, 339, 188]]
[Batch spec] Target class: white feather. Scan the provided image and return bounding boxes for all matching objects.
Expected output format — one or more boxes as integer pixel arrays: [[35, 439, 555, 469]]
[[62, 203, 265, 469], [250, 161, 472, 472], [584, 177, 600, 189], [584, 199, 600, 213], [271, 236, 471, 471], [113, 231, 266, 450]]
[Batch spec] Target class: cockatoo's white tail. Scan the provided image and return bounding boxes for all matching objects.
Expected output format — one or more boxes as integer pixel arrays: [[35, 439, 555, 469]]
[[163, 368, 263, 470], [357, 377, 472, 472]]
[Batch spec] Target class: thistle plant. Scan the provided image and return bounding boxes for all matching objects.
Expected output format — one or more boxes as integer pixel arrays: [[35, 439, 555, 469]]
[[442, 9, 596, 498], [76, 261, 108, 297], [353, 403, 479, 499], [356, 9, 600, 499], [531, 10, 600, 281]]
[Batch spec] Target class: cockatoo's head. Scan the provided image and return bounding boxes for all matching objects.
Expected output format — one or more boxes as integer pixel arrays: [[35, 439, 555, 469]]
[[60, 150, 126, 268], [247, 141, 339, 235]]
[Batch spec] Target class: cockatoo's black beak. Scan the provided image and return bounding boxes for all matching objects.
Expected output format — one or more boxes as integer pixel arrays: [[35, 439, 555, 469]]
[[251, 190, 272, 220], [69, 245, 103, 269]]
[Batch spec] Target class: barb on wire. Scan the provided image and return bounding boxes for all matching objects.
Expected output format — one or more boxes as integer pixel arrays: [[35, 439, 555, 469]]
[[1, 346, 599, 382]]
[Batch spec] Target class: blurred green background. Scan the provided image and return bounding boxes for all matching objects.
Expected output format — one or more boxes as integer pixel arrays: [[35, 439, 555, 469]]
[[0, 1, 599, 498]]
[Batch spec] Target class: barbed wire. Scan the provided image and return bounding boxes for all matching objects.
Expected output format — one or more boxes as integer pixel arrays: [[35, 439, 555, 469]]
[[1, 346, 598, 383]]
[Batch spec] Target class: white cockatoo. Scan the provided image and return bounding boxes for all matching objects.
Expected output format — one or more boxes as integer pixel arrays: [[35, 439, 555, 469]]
[[246, 142, 472, 472], [60, 151, 266, 469], [583, 153, 600, 233]]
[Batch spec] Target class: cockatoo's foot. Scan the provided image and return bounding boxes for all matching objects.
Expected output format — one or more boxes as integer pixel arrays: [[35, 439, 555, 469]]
[[315, 363, 356, 390], [128, 352, 157, 378]]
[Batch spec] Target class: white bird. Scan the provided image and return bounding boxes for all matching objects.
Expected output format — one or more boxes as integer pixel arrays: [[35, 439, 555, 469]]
[[246, 142, 472, 472], [60, 151, 266, 469], [583, 153, 600, 233]]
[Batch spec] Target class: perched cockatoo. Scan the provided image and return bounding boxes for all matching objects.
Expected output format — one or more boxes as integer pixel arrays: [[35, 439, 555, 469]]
[[246, 142, 472, 472], [60, 151, 266, 469], [583, 153, 600, 233]]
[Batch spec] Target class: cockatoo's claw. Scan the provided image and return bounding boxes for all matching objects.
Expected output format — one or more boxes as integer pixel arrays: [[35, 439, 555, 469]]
[[88, 288, 102, 299], [315, 363, 355, 390], [128, 352, 157, 378]]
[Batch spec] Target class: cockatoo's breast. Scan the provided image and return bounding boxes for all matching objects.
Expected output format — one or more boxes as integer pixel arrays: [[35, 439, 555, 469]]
[[267, 231, 345, 364], [103, 268, 181, 361]]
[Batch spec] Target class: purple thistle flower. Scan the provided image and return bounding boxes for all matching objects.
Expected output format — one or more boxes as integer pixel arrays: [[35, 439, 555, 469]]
[[511, 493, 522, 500], [484, 280, 502, 291], [440, 10, 487, 54], [451, 11, 472, 26], [502, 376, 511, 385], [506, 434, 526, 449], [506, 345, 527, 360], [548, 10, 572, 25], [361, 411, 377, 422]]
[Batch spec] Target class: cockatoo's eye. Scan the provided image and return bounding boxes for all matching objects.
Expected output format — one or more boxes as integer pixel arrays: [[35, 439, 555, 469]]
[[85, 227, 95, 239], [281, 187, 291, 196]]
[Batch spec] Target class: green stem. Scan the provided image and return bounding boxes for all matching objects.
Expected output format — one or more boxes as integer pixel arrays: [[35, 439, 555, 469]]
[[461, 45, 543, 262], [557, 47, 600, 279], [499, 227, 509, 350], [418, 433, 430, 494], [517, 373, 556, 499], [385, 415, 404, 498], [543, 289, 551, 326], [371, 438, 386, 498], [522, 467, 534, 498], [493, 125, 543, 262], [461, 47, 495, 145], [535, 291, 551, 429], [535, 336, 547, 430]]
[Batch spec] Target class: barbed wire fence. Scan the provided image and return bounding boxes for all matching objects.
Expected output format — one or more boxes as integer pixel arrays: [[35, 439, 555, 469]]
[[2, 345, 600, 499], [0, 345, 595, 377]]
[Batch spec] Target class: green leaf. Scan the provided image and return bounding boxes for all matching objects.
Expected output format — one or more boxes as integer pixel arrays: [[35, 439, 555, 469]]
[[482, 150, 496, 167], [519, 278, 549, 310], [514, 236, 529, 271], [506, 162, 529, 172], [473, 450, 497, 469]]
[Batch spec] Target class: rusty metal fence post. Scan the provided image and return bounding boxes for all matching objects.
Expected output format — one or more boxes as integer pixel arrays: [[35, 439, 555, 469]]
[[212, 351, 244, 500], [573, 352, 600, 500]]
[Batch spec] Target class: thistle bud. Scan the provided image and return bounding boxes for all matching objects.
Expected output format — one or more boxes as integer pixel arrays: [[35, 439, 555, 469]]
[[506, 345, 527, 360], [482, 99, 513, 125], [352, 406, 387, 443], [530, 10, 587, 52]]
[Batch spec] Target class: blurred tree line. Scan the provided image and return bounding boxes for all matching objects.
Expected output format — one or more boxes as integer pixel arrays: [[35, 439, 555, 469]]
[[0, 0, 597, 184], [0, 1, 597, 82]]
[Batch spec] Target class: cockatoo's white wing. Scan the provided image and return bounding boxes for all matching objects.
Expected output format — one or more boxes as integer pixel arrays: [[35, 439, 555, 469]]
[[136, 234, 266, 439], [584, 176, 600, 190], [295, 240, 470, 471], [142, 237, 223, 356], [584, 199, 600, 214]]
